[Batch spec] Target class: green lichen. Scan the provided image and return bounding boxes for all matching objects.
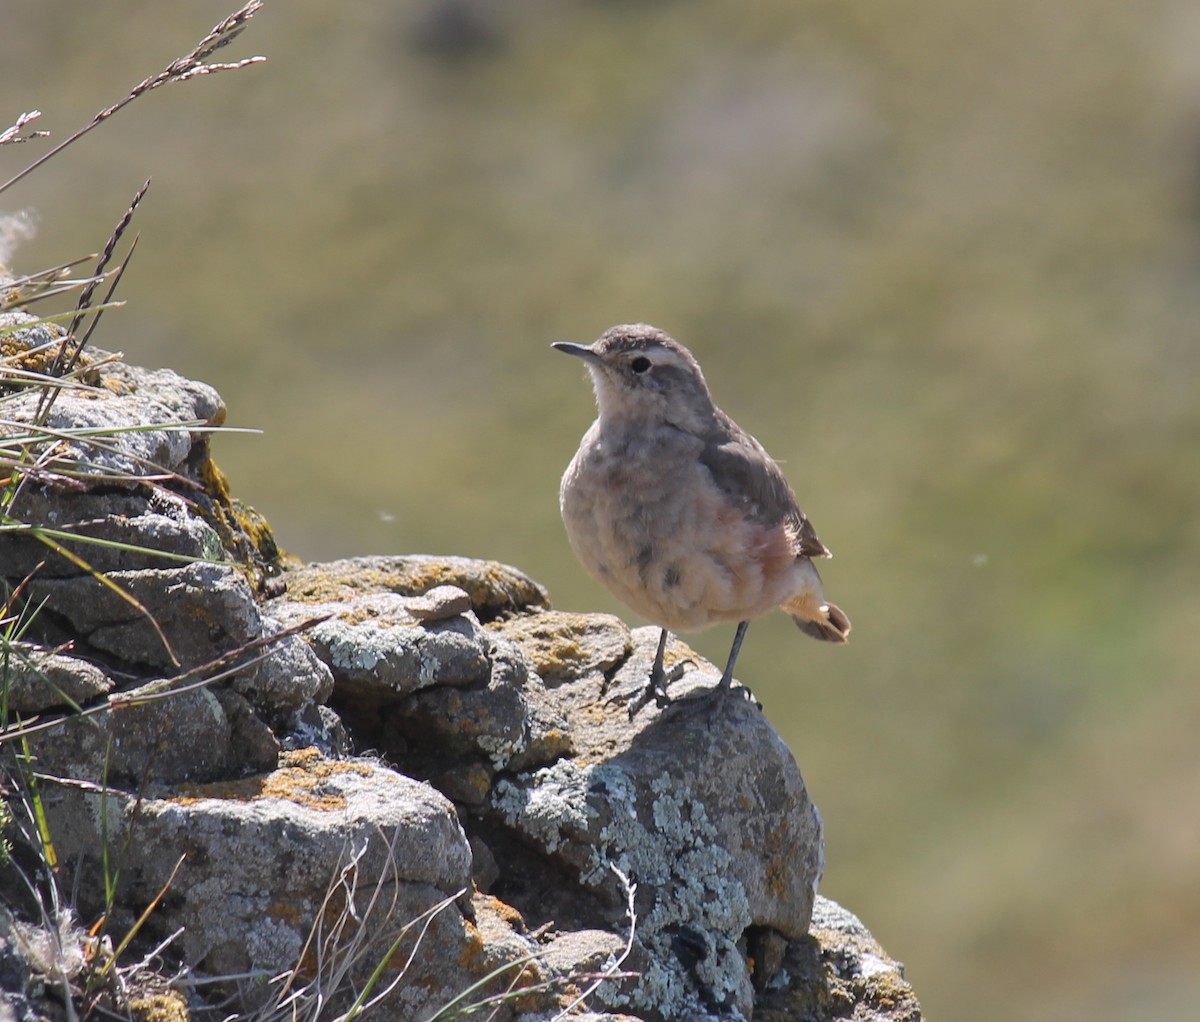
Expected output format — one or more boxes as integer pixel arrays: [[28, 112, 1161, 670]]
[[193, 453, 291, 583]]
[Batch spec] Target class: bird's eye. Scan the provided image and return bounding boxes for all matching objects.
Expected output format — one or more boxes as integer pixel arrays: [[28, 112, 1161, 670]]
[[630, 356, 651, 374]]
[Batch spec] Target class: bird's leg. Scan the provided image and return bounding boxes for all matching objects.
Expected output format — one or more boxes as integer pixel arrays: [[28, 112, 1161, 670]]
[[650, 626, 670, 688], [715, 619, 750, 695], [624, 628, 690, 717], [663, 620, 757, 726]]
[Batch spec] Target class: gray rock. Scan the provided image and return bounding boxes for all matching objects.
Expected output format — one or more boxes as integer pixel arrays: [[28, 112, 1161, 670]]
[[0, 494, 226, 582], [274, 554, 549, 621], [0, 315, 285, 661], [38, 751, 489, 1005], [485, 623, 823, 1021], [0, 649, 113, 715], [406, 583, 475, 622], [0, 351, 923, 1022], [264, 579, 831, 1019], [25, 683, 233, 787], [213, 687, 281, 775], [399, 633, 572, 775], [268, 587, 492, 701], [26, 561, 260, 671], [240, 615, 335, 714], [0, 318, 224, 486], [752, 897, 923, 1022]]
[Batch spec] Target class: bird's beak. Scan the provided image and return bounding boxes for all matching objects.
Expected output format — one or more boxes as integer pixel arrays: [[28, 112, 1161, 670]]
[[551, 341, 603, 365]]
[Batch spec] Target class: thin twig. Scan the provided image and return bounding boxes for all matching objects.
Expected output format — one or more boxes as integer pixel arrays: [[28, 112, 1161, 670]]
[[550, 863, 639, 1019], [93, 855, 187, 982], [74, 234, 140, 358]]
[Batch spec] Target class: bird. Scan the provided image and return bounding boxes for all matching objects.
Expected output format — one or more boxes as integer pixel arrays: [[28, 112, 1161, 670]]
[[554, 323, 850, 712]]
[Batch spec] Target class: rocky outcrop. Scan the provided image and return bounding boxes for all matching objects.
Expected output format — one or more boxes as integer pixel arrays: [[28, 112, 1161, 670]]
[[0, 316, 922, 1021]]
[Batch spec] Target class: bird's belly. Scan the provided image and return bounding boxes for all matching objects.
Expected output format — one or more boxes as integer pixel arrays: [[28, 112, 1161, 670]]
[[561, 453, 804, 632]]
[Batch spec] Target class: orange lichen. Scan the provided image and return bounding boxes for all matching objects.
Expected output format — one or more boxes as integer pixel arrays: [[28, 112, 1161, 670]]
[[475, 893, 527, 931], [170, 747, 371, 811]]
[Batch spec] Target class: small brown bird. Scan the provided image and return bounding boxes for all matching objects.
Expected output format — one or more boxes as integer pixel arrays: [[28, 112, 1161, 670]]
[[554, 323, 850, 709]]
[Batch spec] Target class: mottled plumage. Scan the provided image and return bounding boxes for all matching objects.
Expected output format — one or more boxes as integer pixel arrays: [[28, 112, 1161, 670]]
[[554, 323, 850, 708]]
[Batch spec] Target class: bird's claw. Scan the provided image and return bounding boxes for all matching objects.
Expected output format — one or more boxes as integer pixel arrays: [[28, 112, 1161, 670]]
[[663, 673, 760, 728], [619, 658, 693, 718]]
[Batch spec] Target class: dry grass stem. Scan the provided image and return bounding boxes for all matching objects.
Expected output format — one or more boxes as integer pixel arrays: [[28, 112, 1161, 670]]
[[549, 863, 639, 1020], [246, 833, 465, 1022], [37, 181, 149, 420], [0, 2, 265, 196], [0, 614, 329, 747], [0, 111, 49, 146]]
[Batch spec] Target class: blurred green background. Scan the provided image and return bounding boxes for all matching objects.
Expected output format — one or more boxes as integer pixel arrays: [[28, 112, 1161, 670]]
[[4, 1, 1199, 1019]]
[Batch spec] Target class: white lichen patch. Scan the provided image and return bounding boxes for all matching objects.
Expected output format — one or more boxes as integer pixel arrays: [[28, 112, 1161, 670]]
[[606, 769, 750, 1017], [316, 619, 422, 676], [245, 913, 304, 973], [491, 759, 597, 855], [501, 760, 754, 1019], [477, 729, 527, 771]]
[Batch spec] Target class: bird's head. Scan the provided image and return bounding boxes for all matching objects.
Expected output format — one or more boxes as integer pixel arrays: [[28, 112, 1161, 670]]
[[553, 323, 716, 432]]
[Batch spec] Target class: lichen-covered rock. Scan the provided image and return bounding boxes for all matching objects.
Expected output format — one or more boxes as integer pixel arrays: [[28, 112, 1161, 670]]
[[0, 313, 284, 591], [275, 554, 549, 621], [0, 350, 923, 1022], [239, 615, 335, 715], [274, 571, 825, 1019], [754, 897, 923, 1022], [36, 749, 498, 1013], [27, 684, 235, 787], [267, 586, 493, 700], [490, 609, 632, 686], [0, 351, 224, 484], [482, 627, 822, 1021], [26, 562, 261, 671]]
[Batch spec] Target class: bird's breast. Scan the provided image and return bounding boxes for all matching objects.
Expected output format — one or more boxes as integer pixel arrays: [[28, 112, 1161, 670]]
[[559, 430, 807, 631]]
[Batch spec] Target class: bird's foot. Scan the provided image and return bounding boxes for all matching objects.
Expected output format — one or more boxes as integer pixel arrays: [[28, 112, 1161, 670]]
[[667, 672, 759, 728], [618, 657, 693, 718]]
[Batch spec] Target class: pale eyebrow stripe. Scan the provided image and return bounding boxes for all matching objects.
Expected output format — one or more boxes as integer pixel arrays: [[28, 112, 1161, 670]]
[[639, 345, 690, 369]]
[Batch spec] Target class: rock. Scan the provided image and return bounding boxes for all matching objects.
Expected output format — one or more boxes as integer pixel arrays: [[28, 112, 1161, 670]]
[[0, 313, 284, 593], [483, 627, 822, 1020], [274, 554, 549, 621], [276, 577, 824, 1019], [491, 609, 631, 686], [212, 688, 282, 775], [0, 348, 923, 1022], [26, 684, 235, 787], [240, 615, 335, 716], [36, 749, 512, 1016], [0, 495, 225, 583], [398, 633, 573, 775], [754, 897, 924, 1022], [26, 562, 261, 672], [0, 352, 224, 484], [267, 588, 493, 702], [0, 649, 113, 716]]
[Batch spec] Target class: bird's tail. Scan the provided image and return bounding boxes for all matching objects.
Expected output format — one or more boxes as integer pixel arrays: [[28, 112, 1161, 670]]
[[786, 596, 851, 644]]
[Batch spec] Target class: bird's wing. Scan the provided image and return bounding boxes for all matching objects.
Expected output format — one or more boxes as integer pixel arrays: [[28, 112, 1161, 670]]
[[695, 413, 832, 560]]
